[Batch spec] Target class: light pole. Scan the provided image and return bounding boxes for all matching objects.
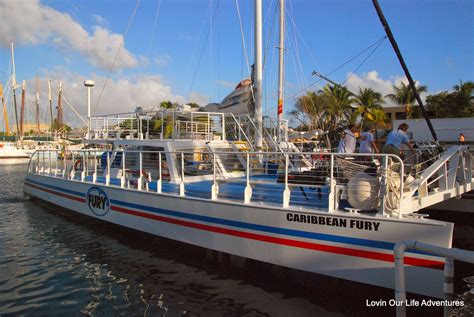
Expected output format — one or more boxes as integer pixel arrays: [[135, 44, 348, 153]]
[[84, 80, 95, 139]]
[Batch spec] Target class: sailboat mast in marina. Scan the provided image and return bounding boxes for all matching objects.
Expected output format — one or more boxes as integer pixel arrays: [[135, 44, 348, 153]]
[[277, 0, 285, 143], [254, 0, 263, 149], [10, 43, 20, 139], [20, 80, 26, 138], [0, 83, 9, 136], [35, 75, 40, 134]]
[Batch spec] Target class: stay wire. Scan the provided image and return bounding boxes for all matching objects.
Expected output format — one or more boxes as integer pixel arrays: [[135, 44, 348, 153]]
[[94, 0, 141, 111]]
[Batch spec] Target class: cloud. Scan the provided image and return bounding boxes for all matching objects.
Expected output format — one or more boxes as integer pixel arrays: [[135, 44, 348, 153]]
[[17, 69, 210, 127], [91, 14, 107, 27], [0, 0, 138, 70], [179, 32, 193, 41], [154, 54, 173, 67], [344, 71, 428, 107]]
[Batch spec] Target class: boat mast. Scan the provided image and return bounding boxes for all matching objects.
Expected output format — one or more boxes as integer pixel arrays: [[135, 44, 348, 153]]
[[277, 0, 285, 143], [35, 75, 40, 134], [48, 80, 53, 134], [254, 0, 263, 149], [371, 0, 439, 144], [56, 81, 63, 130], [0, 83, 9, 136], [20, 80, 25, 139], [10, 42, 20, 139]]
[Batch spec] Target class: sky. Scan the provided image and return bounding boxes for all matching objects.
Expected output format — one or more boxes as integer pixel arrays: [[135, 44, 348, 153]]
[[0, 0, 472, 128]]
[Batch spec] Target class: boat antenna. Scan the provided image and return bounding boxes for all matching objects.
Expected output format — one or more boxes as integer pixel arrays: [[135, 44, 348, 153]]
[[371, 0, 439, 145], [254, 0, 263, 149], [277, 0, 285, 143]]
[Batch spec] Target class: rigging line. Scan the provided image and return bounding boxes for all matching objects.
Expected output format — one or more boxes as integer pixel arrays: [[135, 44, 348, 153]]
[[136, 0, 162, 105], [285, 7, 320, 73], [339, 38, 386, 86], [287, 36, 387, 101], [188, 1, 212, 76], [262, 0, 278, 71], [235, 0, 252, 77], [51, 84, 87, 125], [186, 1, 220, 103], [326, 35, 387, 78], [94, 0, 141, 111]]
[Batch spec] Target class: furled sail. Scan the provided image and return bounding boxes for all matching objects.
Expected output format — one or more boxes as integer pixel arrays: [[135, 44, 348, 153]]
[[201, 79, 254, 115]]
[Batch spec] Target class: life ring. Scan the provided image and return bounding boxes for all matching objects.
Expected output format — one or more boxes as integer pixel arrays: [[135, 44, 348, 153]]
[[73, 158, 82, 170]]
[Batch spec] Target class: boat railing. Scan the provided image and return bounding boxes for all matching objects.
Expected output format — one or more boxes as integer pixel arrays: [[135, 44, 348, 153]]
[[28, 148, 412, 216]]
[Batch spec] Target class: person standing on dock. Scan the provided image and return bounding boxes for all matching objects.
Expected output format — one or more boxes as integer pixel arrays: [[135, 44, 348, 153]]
[[459, 133, 465, 143], [359, 126, 379, 154], [337, 124, 358, 154], [382, 123, 415, 157]]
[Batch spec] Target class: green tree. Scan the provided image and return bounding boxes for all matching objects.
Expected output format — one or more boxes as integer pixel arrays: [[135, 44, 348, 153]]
[[351, 87, 387, 127], [385, 82, 427, 119], [426, 80, 474, 118]]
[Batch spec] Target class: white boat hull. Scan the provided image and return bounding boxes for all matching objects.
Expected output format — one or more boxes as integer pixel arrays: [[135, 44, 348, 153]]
[[24, 173, 454, 298]]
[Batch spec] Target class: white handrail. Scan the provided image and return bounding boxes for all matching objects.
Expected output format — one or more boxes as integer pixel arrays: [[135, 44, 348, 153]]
[[393, 240, 474, 317]]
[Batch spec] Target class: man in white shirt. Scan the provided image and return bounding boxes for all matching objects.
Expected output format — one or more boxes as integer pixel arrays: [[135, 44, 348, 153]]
[[359, 126, 379, 154], [337, 124, 358, 153]]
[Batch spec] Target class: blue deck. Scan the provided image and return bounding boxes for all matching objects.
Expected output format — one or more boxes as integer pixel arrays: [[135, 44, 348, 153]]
[[83, 174, 329, 209]]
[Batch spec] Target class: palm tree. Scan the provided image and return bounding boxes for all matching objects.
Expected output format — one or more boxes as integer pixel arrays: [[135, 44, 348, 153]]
[[352, 87, 387, 126], [319, 84, 355, 129], [386, 82, 427, 119]]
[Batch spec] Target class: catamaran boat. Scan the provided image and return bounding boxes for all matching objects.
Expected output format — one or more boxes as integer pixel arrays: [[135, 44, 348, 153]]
[[23, 106, 473, 299], [22, 0, 473, 300]]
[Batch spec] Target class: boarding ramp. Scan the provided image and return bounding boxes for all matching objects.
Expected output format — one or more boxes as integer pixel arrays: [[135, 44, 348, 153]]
[[400, 145, 473, 213]]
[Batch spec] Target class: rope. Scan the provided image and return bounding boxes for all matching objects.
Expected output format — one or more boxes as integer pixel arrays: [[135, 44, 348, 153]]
[[95, 0, 141, 111], [234, 0, 252, 78], [135, 0, 162, 105]]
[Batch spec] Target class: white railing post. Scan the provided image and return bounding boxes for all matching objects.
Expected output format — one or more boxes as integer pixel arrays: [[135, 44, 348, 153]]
[[62, 153, 66, 178], [120, 151, 126, 188], [328, 154, 335, 212], [156, 152, 162, 193], [36, 150, 40, 173], [70, 152, 75, 179], [54, 150, 58, 177], [105, 150, 110, 185], [282, 153, 290, 208], [398, 157, 404, 219], [41, 151, 45, 174], [48, 150, 52, 175], [179, 153, 185, 196], [244, 153, 252, 203], [137, 152, 143, 190], [80, 152, 85, 181], [93, 153, 97, 183], [211, 152, 218, 200], [378, 155, 388, 217]]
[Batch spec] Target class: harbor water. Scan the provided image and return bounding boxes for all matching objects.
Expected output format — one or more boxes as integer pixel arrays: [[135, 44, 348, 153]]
[[1, 163, 473, 316]]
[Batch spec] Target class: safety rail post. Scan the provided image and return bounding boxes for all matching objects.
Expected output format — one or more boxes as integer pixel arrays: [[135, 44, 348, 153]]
[[328, 154, 335, 212], [378, 155, 388, 217], [105, 150, 110, 185], [80, 152, 85, 181], [398, 156, 404, 218], [84, 151, 89, 177], [244, 153, 252, 203], [137, 152, 143, 190], [156, 152, 162, 193], [211, 152, 218, 200], [394, 241, 474, 317], [48, 150, 52, 175], [36, 150, 40, 173], [54, 150, 58, 177], [70, 152, 75, 180], [179, 152, 185, 196], [62, 152, 66, 178], [222, 114, 225, 141], [41, 150, 45, 174], [120, 151, 126, 188], [93, 153, 97, 183], [282, 153, 290, 208]]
